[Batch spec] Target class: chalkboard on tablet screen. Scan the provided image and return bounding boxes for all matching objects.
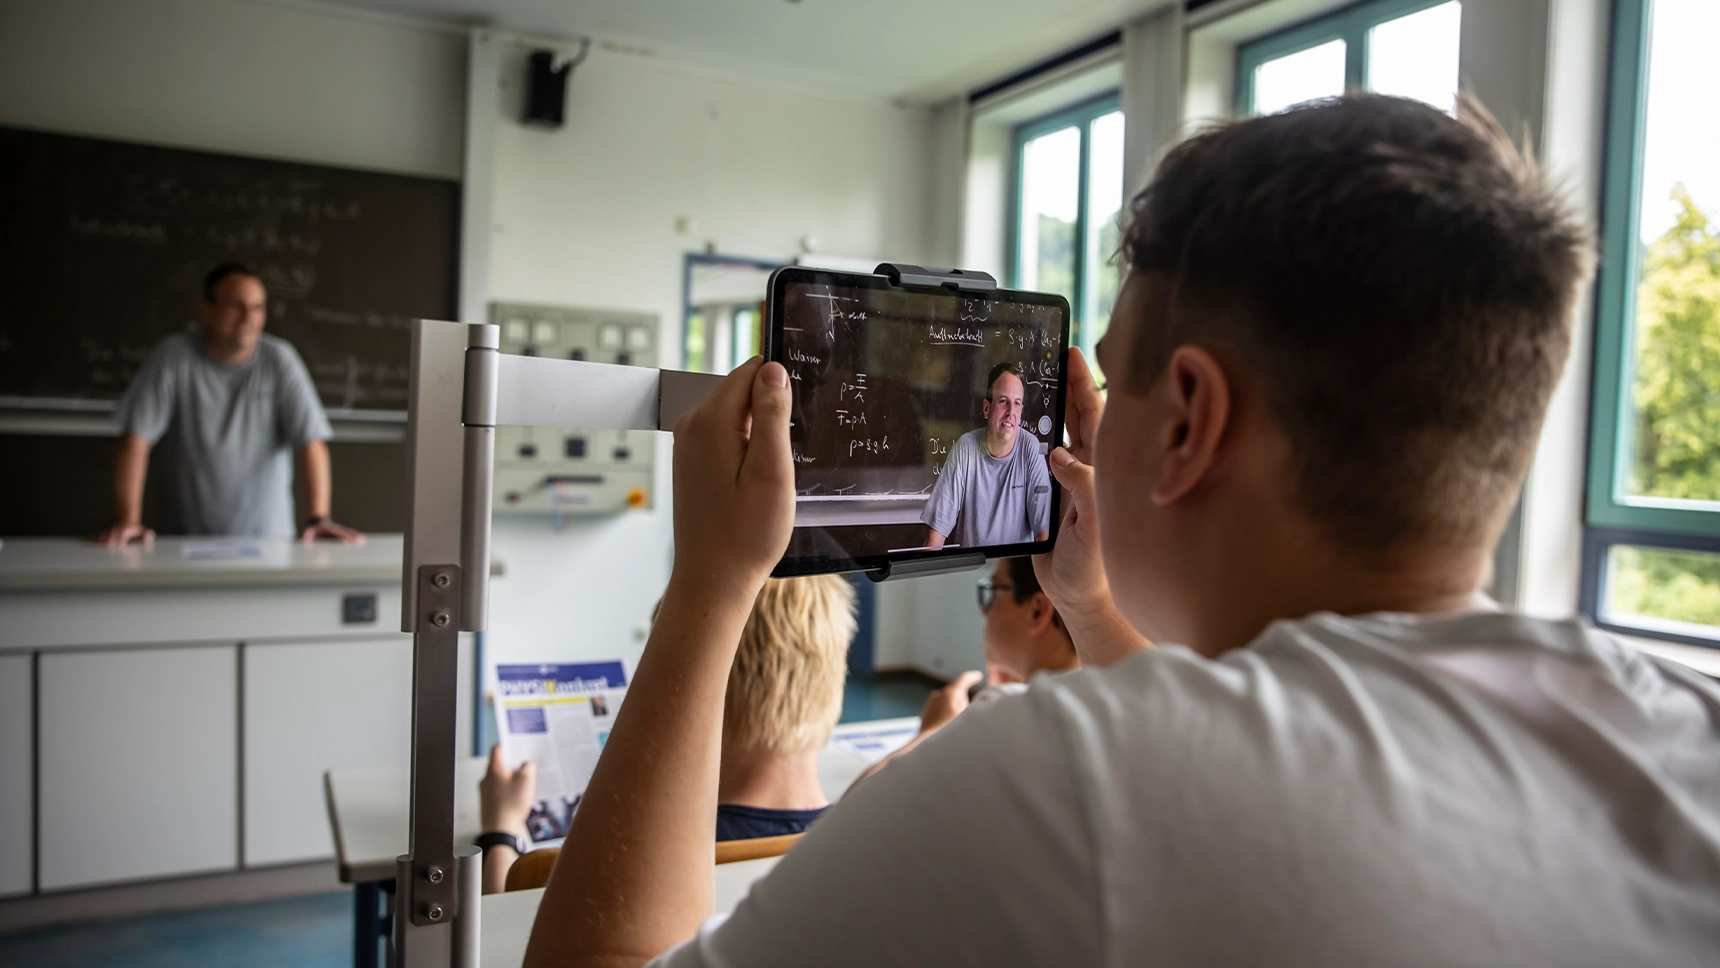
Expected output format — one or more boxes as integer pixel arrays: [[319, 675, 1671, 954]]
[[0, 125, 459, 411]]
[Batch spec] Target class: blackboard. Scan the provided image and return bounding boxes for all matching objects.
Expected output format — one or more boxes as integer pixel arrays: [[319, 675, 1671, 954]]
[[0, 125, 459, 411]]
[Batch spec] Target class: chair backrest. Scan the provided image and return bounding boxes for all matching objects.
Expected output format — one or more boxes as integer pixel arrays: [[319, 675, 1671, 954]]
[[505, 846, 560, 892], [714, 832, 802, 865], [502, 833, 806, 892]]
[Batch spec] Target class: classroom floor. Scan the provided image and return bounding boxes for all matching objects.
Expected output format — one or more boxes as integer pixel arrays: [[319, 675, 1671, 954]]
[[839, 669, 940, 722], [0, 891, 351, 968], [0, 673, 938, 967]]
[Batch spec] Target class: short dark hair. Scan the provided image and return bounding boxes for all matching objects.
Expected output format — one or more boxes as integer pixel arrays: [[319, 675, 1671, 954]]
[[1004, 557, 1066, 634], [986, 362, 1022, 398], [1118, 95, 1592, 551], [202, 262, 258, 302]]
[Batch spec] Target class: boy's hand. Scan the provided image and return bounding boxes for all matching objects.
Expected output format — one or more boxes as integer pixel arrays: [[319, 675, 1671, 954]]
[[1035, 346, 1111, 617], [853, 670, 985, 787], [1036, 447, 1109, 613], [920, 671, 983, 733], [671, 357, 796, 593], [1035, 347, 1151, 666], [1061, 347, 1104, 465], [481, 743, 536, 838]]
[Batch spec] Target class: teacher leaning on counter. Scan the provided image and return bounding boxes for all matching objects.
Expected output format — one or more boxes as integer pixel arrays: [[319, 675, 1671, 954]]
[[96, 263, 364, 546]]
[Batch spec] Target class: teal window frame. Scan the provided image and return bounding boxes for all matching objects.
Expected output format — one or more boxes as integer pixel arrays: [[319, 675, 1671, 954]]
[[1584, 0, 1720, 538], [1235, 0, 1456, 116], [1578, 0, 1720, 647], [1009, 91, 1122, 357]]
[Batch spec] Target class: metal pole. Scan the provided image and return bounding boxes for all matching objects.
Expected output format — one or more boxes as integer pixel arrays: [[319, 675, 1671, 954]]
[[460, 325, 499, 632], [451, 846, 482, 968], [396, 316, 721, 967], [397, 320, 486, 968]]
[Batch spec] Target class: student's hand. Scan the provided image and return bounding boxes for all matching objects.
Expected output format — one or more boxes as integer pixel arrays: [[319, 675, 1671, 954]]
[[920, 671, 983, 734], [1036, 344, 1110, 615], [481, 744, 536, 838], [852, 670, 986, 788], [1035, 447, 1110, 614], [1035, 348, 1152, 667], [301, 517, 365, 544], [96, 522, 155, 547], [670, 357, 795, 594]]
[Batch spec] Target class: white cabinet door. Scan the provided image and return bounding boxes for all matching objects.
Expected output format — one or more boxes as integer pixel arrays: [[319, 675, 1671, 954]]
[[38, 646, 238, 891], [0, 654, 31, 897], [243, 637, 415, 866]]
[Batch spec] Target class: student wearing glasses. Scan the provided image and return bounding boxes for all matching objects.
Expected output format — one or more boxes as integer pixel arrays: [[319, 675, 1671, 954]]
[[973, 556, 1081, 690], [858, 557, 1082, 783]]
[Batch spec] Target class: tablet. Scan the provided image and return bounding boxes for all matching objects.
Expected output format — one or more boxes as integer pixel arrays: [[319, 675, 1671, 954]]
[[764, 266, 1070, 579]]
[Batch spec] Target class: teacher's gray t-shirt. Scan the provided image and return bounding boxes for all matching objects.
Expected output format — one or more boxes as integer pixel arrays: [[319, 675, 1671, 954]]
[[115, 332, 331, 538], [920, 428, 1051, 548]]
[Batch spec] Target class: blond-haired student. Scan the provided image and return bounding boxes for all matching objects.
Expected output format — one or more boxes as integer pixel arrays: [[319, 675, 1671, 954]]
[[476, 575, 854, 892], [712, 574, 855, 840]]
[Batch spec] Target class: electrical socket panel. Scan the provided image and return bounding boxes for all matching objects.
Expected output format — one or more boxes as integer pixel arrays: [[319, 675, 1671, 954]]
[[488, 301, 659, 518]]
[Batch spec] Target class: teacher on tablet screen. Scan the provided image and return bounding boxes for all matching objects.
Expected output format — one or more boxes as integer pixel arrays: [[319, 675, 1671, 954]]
[[921, 362, 1052, 549]]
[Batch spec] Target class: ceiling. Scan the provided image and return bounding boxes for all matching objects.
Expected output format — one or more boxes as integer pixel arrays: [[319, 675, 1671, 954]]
[[318, 0, 1171, 102]]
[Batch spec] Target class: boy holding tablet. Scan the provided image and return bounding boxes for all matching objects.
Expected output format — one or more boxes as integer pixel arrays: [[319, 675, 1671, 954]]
[[526, 96, 1720, 966]]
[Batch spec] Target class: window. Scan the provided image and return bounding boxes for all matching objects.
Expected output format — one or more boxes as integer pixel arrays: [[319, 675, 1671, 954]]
[[1012, 94, 1124, 366], [1237, 0, 1462, 116], [681, 254, 776, 374], [684, 307, 760, 374], [1583, 0, 1720, 646]]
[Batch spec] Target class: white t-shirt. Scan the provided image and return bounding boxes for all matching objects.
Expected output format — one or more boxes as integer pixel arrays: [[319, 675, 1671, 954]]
[[653, 611, 1720, 966]]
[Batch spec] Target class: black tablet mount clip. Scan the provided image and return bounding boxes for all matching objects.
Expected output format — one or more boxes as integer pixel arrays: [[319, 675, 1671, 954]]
[[861, 263, 996, 584], [874, 263, 997, 293], [866, 552, 987, 583]]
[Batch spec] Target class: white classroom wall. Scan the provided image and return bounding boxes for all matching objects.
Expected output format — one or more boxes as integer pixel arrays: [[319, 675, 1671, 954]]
[[0, 0, 465, 178], [477, 38, 939, 674], [0, 0, 961, 678]]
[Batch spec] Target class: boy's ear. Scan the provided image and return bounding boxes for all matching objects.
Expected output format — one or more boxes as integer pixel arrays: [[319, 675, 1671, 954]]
[[1029, 593, 1057, 634], [1150, 345, 1232, 506]]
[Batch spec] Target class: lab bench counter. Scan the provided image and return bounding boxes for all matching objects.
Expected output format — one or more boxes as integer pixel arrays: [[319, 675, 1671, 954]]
[[0, 534, 505, 592], [0, 534, 487, 907], [0, 536, 502, 650]]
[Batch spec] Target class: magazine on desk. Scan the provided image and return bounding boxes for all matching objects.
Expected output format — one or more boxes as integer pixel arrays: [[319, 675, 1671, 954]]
[[493, 660, 629, 845]]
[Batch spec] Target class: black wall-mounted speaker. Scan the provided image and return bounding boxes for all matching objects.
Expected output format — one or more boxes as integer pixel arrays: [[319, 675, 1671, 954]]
[[524, 49, 572, 127]]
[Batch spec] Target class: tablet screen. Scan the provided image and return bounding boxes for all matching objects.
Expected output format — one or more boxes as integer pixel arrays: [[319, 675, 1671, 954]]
[[766, 267, 1070, 577]]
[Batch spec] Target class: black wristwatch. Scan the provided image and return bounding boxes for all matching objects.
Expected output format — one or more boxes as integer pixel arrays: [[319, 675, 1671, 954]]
[[303, 514, 331, 530], [474, 831, 526, 856]]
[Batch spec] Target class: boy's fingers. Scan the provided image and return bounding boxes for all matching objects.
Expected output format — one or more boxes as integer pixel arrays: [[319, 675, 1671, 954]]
[[676, 356, 762, 437], [1064, 347, 1104, 460], [951, 670, 984, 694], [1048, 447, 1094, 497], [740, 361, 794, 486]]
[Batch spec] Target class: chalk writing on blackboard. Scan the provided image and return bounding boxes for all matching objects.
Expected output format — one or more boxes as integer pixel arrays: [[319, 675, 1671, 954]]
[[0, 125, 458, 409], [848, 436, 890, 457], [928, 326, 985, 346]]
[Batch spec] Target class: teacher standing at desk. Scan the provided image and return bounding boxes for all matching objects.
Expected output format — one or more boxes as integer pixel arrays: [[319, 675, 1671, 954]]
[[96, 263, 364, 545]]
